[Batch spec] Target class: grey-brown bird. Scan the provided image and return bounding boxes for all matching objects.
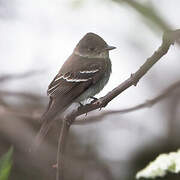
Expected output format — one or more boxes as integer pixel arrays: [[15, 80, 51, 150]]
[[35, 32, 116, 147]]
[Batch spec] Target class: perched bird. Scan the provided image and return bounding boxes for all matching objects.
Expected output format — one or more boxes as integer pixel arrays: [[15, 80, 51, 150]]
[[35, 32, 116, 147]]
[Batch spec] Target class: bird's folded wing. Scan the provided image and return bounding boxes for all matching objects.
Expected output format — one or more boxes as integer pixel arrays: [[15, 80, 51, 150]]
[[33, 61, 106, 149], [47, 63, 105, 103]]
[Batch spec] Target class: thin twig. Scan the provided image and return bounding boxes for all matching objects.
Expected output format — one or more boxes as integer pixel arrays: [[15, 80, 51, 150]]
[[0, 70, 43, 83], [1, 79, 180, 124], [74, 80, 180, 124], [56, 120, 71, 180], [0, 90, 44, 101]]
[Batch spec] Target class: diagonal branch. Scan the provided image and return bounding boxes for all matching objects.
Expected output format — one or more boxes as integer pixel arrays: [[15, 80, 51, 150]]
[[56, 120, 70, 180], [67, 29, 180, 122], [2, 78, 180, 126], [74, 80, 180, 124], [56, 29, 180, 180]]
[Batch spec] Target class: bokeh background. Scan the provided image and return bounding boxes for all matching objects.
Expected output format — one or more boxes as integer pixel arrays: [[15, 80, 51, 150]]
[[0, 0, 180, 179]]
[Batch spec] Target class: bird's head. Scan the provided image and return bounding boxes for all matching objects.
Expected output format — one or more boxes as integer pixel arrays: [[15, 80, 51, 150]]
[[74, 32, 116, 58]]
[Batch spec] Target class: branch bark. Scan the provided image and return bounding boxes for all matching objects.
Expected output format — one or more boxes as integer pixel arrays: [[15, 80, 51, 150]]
[[56, 120, 70, 180], [1, 78, 180, 126], [66, 29, 180, 122], [74, 80, 180, 125], [55, 29, 180, 180]]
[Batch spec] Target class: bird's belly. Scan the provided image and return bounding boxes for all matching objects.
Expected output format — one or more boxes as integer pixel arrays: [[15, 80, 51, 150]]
[[75, 71, 111, 102]]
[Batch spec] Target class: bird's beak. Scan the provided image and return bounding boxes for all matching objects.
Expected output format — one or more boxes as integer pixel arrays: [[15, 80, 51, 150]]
[[105, 45, 116, 51]]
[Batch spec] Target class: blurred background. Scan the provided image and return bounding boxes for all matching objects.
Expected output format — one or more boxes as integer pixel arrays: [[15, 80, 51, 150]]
[[0, 0, 180, 179]]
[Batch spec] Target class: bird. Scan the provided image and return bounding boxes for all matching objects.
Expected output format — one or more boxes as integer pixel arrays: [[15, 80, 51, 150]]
[[34, 32, 116, 148]]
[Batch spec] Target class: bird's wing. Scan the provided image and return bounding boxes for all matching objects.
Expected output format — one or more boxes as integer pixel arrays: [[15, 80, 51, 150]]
[[33, 59, 106, 149], [47, 62, 105, 101]]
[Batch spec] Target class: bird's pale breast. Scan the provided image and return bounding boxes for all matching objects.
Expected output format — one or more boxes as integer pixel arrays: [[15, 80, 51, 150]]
[[75, 58, 112, 102]]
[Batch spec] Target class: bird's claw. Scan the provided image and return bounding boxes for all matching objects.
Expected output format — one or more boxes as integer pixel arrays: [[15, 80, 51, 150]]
[[78, 102, 84, 107], [90, 96, 98, 104]]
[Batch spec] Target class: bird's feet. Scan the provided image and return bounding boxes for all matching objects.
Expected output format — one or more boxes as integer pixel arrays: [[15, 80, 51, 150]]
[[90, 96, 98, 103], [78, 102, 84, 107]]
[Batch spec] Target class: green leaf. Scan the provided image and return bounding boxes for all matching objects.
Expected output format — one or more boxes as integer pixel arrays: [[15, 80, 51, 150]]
[[0, 147, 13, 180]]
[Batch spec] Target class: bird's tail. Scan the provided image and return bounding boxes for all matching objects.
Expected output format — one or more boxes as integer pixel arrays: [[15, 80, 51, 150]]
[[33, 118, 54, 150], [31, 98, 65, 151]]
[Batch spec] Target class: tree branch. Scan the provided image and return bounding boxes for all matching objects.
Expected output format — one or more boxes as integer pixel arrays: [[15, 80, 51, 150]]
[[66, 29, 180, 122], [1, 78, 180, 126], [74, 80, 180, 124], [0, 90, 44, 101], [56, 29, 180, 180], [0, 70, 43, 83], [56, 120, 70, 180]]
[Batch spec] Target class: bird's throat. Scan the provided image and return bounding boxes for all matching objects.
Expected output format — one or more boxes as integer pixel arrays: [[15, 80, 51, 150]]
[[74, 50, 109, 59]]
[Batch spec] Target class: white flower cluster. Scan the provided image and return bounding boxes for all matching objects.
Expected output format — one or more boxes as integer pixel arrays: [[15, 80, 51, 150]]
[[136, 149, 180, 179]]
